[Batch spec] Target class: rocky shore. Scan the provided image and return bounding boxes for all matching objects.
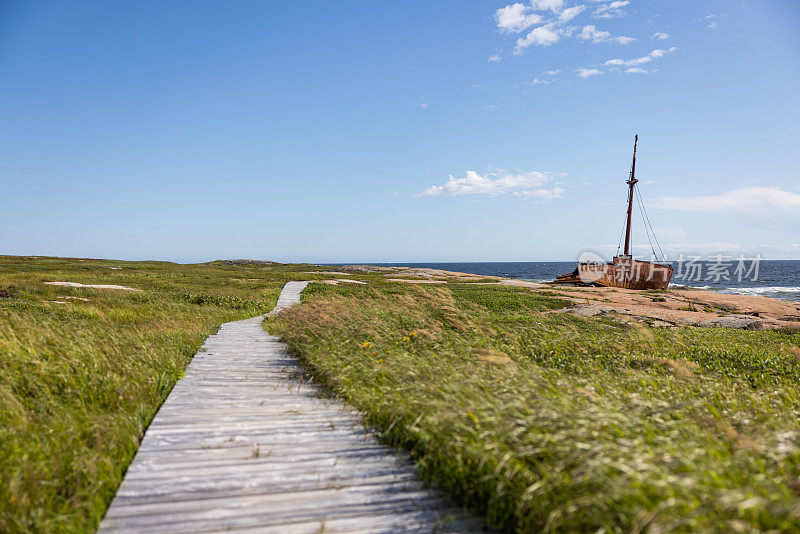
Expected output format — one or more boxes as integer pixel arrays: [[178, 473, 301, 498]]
[[328, 264, 800, 330]]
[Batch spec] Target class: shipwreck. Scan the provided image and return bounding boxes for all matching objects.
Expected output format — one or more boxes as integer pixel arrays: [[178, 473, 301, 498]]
[[554, 135, 674, 290]]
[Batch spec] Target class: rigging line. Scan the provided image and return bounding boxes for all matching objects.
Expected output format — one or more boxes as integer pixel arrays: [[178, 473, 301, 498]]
[[634, 184, 658, 259], [635, 186, 666, 262], [616, 204, 628, 256], [636, 187, 657, 260], [636, 186, 666, 262]]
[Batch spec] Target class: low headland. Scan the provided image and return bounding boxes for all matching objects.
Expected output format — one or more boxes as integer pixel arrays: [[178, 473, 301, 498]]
[[1, 256, 799, 532]]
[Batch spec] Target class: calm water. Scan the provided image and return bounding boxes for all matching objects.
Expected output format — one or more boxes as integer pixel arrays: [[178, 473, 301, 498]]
[[369, 261, 800, 302]]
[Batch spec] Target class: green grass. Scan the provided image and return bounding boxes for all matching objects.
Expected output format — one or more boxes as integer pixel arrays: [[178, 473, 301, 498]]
[[6, 257, 800, 533], [269, 282, 800, 532], [0, 256, 317, 533]]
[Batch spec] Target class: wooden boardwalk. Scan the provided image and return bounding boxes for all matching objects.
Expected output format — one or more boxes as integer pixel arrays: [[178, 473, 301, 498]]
[[99, 281, 483, 533]]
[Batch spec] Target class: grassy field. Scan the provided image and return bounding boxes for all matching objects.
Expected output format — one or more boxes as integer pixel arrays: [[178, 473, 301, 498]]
[[0, 256, 320, 533], [4, 257, 800, 533], [270, 282, 800, 532]]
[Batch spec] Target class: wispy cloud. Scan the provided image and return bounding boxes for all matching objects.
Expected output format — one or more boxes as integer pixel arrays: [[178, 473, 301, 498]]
[[532, 0, 566, 13], [497, 1, 637, 55], [577, 24, 635, 44], [559, 4, 586, 22], [575, 67, 602, 78], [593, 1, 629, 19], [513, 188, 566, 201], [650, 187, 800, 214], [523, 68, 561, 86], [418, 97, 430, 109], [483, 104, 499, 111], [493, 1, 678, 80], [488, 54, 502, 63], [605, 46, 677, 68], [420, 170, 563, 201], [702, 14, 719, 29]]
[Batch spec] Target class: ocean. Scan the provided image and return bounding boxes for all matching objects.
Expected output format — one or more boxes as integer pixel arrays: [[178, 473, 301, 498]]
[[372, 261, 800, 302]]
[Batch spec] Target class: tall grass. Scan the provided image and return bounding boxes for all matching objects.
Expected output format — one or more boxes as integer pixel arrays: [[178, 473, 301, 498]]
[[0, 256, 306, 533], [270, 282, 800, 532]]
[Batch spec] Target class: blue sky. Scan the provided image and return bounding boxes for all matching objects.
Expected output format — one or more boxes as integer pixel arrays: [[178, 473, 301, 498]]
[[1, 0, 798, 263]]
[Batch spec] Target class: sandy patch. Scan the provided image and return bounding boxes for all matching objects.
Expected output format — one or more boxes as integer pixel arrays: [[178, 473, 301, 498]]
[[318, 279, 367, 286], [386, 279, 447, 284], [497, 279, 550, 289], [384, 268, 499, 282], [45, 281, 141, 292]]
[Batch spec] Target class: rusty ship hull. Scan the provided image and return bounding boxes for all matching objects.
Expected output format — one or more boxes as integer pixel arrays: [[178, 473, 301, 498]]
[[554, 255, 673, 290]]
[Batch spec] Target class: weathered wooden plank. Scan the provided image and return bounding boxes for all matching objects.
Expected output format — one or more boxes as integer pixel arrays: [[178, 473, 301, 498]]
[[98, 281, 485, 533], [119, 457, 413, 483]]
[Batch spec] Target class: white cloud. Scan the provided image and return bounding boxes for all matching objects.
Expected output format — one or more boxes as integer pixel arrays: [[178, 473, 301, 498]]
[[531, 0, 566, 13], [652, 32, 669, 40], [649, 187, 800, 214], [513, 188, 565, 201], [488, 54, 502, 63], [625, 67, 648, 73], [515, 24, 561, 52], [577, 24, 634, 44], [578, 24, 609, 40], [575, 67, 602, 78], [559, 4, 586, 22], [605, 46, 677, 67], [420, 170, 562, 200], [483, 104, 499, 111], [701, 14, 721, 29], [495, 3, 543, 33], [593, 0, 629, 19], [523, 68, 561, 86]]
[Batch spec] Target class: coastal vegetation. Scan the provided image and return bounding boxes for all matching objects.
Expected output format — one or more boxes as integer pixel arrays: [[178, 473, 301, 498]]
[[2, 256, 800, 532], [270, 281, 800, 532], [0, 257, 314, 533]]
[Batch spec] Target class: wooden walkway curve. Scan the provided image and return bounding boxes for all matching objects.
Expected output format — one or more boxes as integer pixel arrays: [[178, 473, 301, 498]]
[[99, 281, 484, 533]]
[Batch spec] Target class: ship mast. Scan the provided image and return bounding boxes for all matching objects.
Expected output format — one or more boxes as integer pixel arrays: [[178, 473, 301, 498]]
[[623, 135, 638, 257]]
